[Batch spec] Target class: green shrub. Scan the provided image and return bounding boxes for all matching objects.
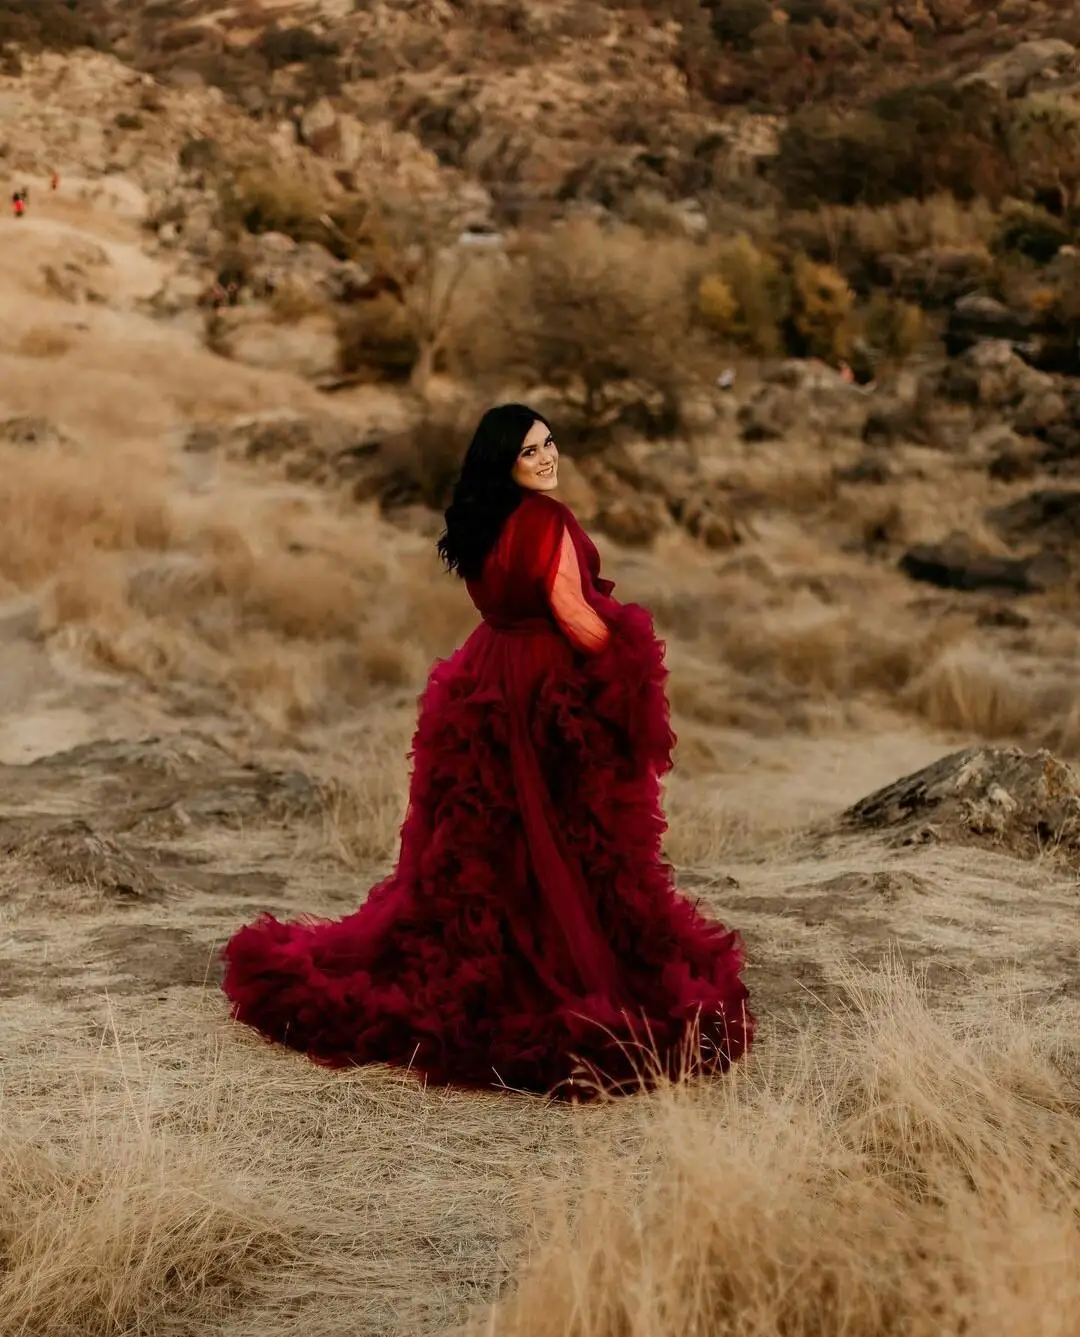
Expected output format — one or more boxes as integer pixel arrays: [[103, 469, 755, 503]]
[[862, 291, 928, 361], [0, 0, 102, 50], [707, 0, 773, 48], [705, 234, 790, 355], [256, 25, 339, 70], [775, 80, 1013, 207], [992, 202, 1072, 265]]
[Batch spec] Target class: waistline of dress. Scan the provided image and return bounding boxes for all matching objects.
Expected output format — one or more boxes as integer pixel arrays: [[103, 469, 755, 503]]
[[482, 615, 557, 635]]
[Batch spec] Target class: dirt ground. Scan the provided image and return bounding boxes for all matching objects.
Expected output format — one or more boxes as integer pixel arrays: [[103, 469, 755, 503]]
[[2, 181, 1080, 1337]]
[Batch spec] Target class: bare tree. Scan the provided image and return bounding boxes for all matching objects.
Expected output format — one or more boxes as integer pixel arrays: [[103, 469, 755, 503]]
[[354, 191, 495, 393], [479, 217, 703, 436]]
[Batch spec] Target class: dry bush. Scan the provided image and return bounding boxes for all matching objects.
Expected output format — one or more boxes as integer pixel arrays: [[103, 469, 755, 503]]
[[336, 292, 419, 381], [699, 233, 788, 356], [267, 284, 326, 325], [903, 643, 1037, 740], [862, 291, 928, 361], [696, 272, 738, 337], [363, 394, 488, 512], [716, 605, 962, 700], [0, 1126, 292, 1334], [775, 82, 1014, 209], [475, 219, 704, 439], [0, 0, 104, 50], [223, 164, 332, 251], [781, 195, 997, 278], [788, 253, 856, 361], [341, 193, 496, 391], [1008, 91, 1080, 216], [474, 966, 1080, 1337], [0, 439, 464, 728]]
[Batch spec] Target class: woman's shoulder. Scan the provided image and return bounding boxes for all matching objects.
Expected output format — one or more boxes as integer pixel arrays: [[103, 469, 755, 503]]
[[508, 491, 569, 536], [517, 492, 581, 532], [519, 490, 568, 515]]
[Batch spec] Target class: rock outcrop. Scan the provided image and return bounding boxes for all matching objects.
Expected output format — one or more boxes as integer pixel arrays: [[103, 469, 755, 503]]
[[843, 746, 1080, 864]]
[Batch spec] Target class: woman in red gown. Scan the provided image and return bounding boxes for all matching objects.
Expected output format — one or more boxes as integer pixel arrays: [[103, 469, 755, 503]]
[[222, 405, 752, 1099]]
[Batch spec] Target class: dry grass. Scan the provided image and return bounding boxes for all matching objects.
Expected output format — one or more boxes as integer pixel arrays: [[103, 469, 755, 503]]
[[4, 969, 1078, 1337], [471, 965, 1080, 1337], [783, 194, 998, 267], [0, 437, 465, 728], [0, 1129, 292, 1335], [717, 604, 960, 701], [16, 324, 75, 358], [904, 643, 1038, 741], [315, 705, 415, 867]]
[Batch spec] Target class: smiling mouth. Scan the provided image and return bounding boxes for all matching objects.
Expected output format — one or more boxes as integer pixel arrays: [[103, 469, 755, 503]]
[[537, 466, 556, 477]]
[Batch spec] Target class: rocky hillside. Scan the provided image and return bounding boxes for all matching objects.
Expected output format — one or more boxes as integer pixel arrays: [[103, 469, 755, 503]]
[[7, 0, 1080, 562], [7, 0, 1080, 222]]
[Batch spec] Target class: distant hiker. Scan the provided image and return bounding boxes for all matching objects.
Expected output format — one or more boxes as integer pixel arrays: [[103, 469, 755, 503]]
[[12, 192, 24, 219], [226, 280, 239, 306], [50, 170, 59, 191]]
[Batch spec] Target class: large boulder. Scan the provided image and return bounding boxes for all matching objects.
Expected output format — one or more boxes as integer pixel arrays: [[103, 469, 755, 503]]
[[939, 339, 1053, 410], [842, 746, 1080, 865], [958, 39, 1077, 97], [988, 489, 1080, 551], [899, 539, 1067, 595], [944, 294, 1039, 359], [247, 236, 371, 306], [299, 98, 364, 168], [738, 360, 870, 442]]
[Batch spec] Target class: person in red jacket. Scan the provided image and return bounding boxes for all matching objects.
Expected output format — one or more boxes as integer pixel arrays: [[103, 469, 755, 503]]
[[12, 191, 24, 218]]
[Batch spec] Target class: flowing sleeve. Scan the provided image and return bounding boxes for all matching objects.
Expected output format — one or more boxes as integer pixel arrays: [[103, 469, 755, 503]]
[[547, 529, 611, 653]]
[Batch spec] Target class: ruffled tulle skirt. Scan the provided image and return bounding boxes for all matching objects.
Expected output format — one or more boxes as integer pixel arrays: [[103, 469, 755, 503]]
[[221, 603, 752, 1099]]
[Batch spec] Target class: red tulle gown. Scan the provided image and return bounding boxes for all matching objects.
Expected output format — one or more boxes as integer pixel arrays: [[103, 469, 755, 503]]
[[221, 493, 752, 1098]]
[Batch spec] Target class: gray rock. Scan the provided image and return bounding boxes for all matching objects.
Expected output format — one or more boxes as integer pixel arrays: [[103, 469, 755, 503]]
[[843, 745, 1080, 865], [958, 39, 1077, 97]]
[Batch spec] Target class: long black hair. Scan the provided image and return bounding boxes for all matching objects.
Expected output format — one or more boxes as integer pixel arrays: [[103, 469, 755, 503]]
[[436, 403, 551, 581]]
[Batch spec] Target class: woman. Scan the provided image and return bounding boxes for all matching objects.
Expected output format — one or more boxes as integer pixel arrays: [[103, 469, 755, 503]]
[[222, 405, 752, 1099]]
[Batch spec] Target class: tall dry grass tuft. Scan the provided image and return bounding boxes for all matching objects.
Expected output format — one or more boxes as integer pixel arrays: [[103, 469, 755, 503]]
[[473, 964, 1080, 1337], [0, 1124, 293, 1335], [0, 444, 173, 588], [0, 438, 470, 727], [903, 643, 1038, 740], [717, 606, 963, 700], [315, 704, 415, 867]]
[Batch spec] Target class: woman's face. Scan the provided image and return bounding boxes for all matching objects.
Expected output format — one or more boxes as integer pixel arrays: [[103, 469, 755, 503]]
[[511, 419, 559, 492]]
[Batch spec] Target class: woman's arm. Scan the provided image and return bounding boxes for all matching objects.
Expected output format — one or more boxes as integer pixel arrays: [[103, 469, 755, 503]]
[[548, 528, 610, 653]]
